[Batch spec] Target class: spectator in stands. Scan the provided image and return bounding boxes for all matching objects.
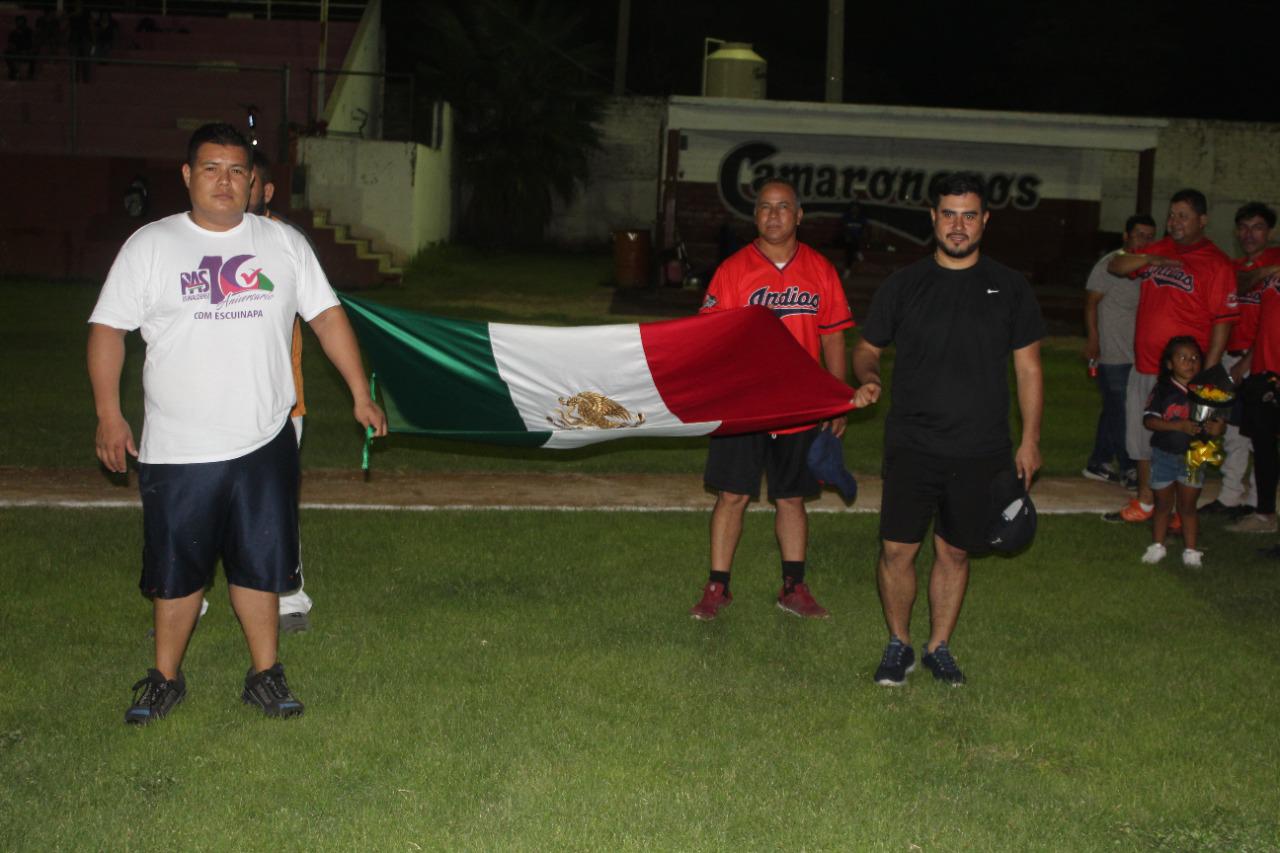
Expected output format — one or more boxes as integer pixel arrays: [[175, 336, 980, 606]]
[[34, 8, 62, 62], [1083, 213, 1157, 488], [67, 9, 91, 82], [94, 11, 117, 60], [6, 15, 34, 81]]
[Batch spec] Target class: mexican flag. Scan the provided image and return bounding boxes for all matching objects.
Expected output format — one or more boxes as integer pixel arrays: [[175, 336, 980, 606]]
[[340, 295, 855, 449]]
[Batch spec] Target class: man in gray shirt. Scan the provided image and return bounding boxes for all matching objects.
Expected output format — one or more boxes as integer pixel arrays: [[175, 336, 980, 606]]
[[1083, 214, 1157, 484]]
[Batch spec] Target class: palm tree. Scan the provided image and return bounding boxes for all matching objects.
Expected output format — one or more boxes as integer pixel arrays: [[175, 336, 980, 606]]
[[388, 0, 607, 247]]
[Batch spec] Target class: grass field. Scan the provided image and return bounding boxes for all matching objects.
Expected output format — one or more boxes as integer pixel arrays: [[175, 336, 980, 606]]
[[3, 254, 1278, 849], [2, 252, 1095, 477], [1, 508, 1278, 850]]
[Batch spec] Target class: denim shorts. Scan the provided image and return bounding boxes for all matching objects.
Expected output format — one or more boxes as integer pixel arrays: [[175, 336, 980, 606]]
[[1150, 445, 1202, 490]]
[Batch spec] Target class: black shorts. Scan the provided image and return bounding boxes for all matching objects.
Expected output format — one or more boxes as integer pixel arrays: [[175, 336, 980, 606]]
[[704, 428, 821, 501], [138, 420, 301, 599], [879, 447, 1012, 553]]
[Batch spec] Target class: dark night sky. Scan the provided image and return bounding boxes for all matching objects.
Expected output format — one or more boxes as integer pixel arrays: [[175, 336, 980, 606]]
[[573, 0, 1280, 122]]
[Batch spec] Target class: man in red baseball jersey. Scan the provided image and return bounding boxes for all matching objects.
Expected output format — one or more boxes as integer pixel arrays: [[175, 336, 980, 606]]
[[690, 178, 854, 621], [1202, 203, 1280, 521], [1223, 203, 1280, 535], [1104, 189, 1238, 524]]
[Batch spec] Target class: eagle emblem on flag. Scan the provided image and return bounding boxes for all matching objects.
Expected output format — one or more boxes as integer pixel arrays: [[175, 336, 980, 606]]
[[547, 392, 646, 430]]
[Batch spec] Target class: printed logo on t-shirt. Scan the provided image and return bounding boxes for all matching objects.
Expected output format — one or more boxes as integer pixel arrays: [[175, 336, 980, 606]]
[[181, 254, 276, 319], [701, 293, 718, 309], [747, 285, 820, 318], [1147, 265, 1194, 293], [181, 254, 275, 306]]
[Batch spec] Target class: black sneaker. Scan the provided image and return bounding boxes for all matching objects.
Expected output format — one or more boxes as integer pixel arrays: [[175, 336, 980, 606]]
[[922, 642, 966, 686], [1198, 499, 1228, 515], [1226, 504, 1258, 522], [279, 611, 310, 633], [242, 663, 305, 718], [1121, 469, 1138, 491], [1082, 463, 1120, 484], [124, 669, 186, 725], [873, 637, 916, 686]]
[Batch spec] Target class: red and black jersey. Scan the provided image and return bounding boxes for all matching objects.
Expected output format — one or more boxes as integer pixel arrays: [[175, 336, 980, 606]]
[[701, 240, 854, 357], [1144, 377, 1192, 454], [1132, 237, 1237, 374], [700, 240, 854, 433], [1229, 247, 1280, 353]]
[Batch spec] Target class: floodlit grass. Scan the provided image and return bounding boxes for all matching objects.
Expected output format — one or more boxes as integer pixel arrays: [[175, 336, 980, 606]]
[[1, 508, 1278, 850], [2, 266, 1092, 476]]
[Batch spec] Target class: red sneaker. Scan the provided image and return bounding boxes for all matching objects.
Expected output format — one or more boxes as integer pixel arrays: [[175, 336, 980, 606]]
[[690, 581, 732, 621], [777, 582, 830, 619], [1169, 512, 1182, 533], [1102, 498, 1153, 523]]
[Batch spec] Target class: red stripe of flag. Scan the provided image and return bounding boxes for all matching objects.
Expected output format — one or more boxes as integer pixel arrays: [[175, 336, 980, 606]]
[[639, 306, 855, 436]]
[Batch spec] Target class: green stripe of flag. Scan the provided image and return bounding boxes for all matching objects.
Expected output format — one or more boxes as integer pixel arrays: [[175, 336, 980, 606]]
[[340, 294, 551, 447]]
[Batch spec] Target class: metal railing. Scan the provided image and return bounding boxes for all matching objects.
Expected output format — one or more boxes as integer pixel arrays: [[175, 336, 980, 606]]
[[8, 1, 368, 22], [1, 52, 290, 159]]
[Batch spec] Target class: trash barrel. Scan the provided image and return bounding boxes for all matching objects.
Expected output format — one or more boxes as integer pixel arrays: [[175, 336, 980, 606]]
[[612, 229, 652, 288]]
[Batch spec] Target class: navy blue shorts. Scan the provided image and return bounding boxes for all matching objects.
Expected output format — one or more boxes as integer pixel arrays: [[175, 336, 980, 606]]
[[704, 428, 820, 501], [879, 447, 1012, 553], [138, 420, 300, 599]]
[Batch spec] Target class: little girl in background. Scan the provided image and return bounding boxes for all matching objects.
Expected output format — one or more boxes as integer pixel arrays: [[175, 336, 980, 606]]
[[1141, 336, 1224, 568]]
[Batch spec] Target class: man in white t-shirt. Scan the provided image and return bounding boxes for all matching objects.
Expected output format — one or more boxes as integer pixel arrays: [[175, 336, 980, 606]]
[[89, 123, 386, 725]]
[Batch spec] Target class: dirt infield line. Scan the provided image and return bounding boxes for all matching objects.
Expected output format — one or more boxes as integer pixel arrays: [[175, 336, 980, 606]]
[[0, 466, 1193, 514]]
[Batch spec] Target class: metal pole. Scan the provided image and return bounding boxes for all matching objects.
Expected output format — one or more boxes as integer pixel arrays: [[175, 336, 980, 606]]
[[316, 0, 329, 120], [613, 0, 630, 96], [280, 64, 290, 164], [68, 56, 77, 153], [825, 0, 845, 103]]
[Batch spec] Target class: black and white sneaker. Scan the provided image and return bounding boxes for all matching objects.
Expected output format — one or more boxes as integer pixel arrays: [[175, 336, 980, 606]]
[[922, 642, 966, 686], [1082, 463, 1119, 484], [873, 637, 916, 686], [242, 663, 305, 718], [124, 669, 186, 725]]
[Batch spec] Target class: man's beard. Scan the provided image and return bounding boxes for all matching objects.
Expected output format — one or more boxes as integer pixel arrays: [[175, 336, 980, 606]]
[[937, 234, 982, 260]]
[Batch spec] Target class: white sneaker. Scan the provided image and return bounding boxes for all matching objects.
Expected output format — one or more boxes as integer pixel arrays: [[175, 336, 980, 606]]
[[1182, 548, 1204, 568], [1141, 543, 1167, 564]]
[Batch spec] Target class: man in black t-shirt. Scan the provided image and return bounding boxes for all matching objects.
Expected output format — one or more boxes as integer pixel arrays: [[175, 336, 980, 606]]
[[851, 173, 1045, 686]]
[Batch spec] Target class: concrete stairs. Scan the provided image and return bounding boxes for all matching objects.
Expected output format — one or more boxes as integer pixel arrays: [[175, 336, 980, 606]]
[[300, 207, 402, 290]]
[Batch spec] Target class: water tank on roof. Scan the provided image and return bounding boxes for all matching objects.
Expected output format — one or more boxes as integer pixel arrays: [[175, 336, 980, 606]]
[[703, 42, 767, 99]]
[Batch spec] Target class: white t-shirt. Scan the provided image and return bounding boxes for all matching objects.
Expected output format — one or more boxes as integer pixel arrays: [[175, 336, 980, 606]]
[[89, 212, 339, 464], [1086, 249, 1140, 365]]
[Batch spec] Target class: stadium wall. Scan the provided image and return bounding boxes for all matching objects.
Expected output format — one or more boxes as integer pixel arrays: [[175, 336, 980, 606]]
[[545, 97, 666, 246], [297, 105, 453, 264]]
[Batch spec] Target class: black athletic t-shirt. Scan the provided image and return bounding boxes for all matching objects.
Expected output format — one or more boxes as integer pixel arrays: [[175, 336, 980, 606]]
[[1144, 379, 1192, 454], [862, 254, 1045, 457]]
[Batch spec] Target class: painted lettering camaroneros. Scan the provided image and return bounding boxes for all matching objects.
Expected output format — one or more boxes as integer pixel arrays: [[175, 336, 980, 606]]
[[716, 141, 1044, 244]]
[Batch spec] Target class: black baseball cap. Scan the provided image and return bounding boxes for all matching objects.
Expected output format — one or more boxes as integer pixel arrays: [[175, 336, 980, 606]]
[[987, 468, 1037, 554]]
